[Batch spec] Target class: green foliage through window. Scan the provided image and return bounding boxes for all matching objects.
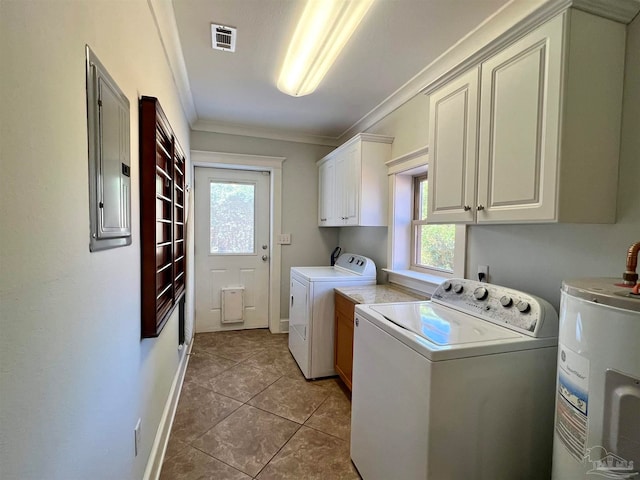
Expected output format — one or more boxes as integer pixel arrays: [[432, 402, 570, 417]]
[[209, 182, 255, 254], [418, 224, 455, 271], [414, 176, 455, 272]]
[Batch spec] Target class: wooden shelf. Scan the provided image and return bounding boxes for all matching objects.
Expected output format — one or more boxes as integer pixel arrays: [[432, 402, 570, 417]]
[[156, 165, 171, 180], [157, 262, 172, 273], [140, 96, 187, 338]]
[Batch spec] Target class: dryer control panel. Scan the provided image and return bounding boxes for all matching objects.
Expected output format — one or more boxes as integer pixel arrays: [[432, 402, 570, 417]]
[[431, 278, 558, 338], [334, 253, 376, 277]]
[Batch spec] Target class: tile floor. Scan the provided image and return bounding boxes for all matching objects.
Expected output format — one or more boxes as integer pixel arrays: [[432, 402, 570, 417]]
[[160, 329, 361, 480]]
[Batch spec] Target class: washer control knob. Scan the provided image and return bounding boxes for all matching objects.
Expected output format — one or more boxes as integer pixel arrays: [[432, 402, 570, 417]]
[[442, 281, 452, 291], [453, 284, 464, 294], [500, 296, 513, 308], [516, 301, 531, 313], [349, 256, 355, 263], [473, 287, 488, 300]]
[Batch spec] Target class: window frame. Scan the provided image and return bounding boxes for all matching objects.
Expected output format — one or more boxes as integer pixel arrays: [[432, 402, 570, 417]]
[[410, 173, 456, 277], [384, 147, 466, 295]]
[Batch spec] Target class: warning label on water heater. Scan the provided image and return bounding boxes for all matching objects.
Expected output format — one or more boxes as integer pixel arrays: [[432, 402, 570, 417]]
[[555, 343, 590, 461]]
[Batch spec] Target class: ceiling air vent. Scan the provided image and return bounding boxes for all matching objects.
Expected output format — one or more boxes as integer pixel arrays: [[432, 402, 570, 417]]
[[211, 24, 237, 52]]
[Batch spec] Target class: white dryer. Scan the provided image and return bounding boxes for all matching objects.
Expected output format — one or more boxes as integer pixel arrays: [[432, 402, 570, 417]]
[[289, 253, 376, 379], [351, 278, 559, 480]]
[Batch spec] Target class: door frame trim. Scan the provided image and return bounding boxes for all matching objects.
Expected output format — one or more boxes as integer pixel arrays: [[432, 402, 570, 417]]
[[192, 150, 286, 333]]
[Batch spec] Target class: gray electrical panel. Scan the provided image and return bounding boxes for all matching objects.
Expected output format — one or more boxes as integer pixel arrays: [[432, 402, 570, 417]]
[[86, 45, 131, 251]]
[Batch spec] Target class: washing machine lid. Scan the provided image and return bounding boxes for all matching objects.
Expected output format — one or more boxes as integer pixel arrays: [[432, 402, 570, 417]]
[[371, 302, 519, 346], [291, 266, 364, 281]]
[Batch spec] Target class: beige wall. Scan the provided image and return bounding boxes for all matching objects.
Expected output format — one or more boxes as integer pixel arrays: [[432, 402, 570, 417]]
[[336, 88, 430, 274], [365, 93, 430, 159], [0, 1, 190, 479], [190, 131, 337, 318], [339, 15, 640, 310]]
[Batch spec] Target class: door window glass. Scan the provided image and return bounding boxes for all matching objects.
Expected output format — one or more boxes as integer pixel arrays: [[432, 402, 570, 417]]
[[209, 181, 255, 254]]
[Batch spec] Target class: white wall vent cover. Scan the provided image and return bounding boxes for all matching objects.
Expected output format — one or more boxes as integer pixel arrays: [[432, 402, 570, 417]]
[[211, 24, 237, 52]]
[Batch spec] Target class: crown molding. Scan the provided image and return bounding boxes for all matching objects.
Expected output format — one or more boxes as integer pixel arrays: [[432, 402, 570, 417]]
[[151, 0, 638, 147], [339, 132, 394, 148], [191, 150, 286, 169], [421, 0, 572, 96], [572, 0, 640, 23], [338, 0, 639, 144], [147, 0, 197, 126], [385, 146, 429, 175], [338, 0, 556, 142], [192, 119, 341, 147]]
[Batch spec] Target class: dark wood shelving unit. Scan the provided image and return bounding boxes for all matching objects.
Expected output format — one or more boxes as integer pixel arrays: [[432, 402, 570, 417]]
[[139, 96, 186, 338]]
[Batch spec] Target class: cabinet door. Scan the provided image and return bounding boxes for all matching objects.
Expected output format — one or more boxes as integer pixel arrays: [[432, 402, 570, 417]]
[[477, 14, 563, 223], [336, 145, 360, 225], [334, 293, 356, 390], [427, 67, 479, 223], [318, 159, 336, 226]]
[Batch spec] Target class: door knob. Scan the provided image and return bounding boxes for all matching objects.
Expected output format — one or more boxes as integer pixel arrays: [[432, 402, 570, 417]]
[[262, 255, 268, 261]]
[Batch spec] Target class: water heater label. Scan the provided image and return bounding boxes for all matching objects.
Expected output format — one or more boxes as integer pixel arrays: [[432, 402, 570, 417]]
[[555, 343, 590, 461]]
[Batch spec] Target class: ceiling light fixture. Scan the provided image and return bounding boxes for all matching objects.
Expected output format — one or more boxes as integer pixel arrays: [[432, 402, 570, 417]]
[[277, 0, 375, 97]]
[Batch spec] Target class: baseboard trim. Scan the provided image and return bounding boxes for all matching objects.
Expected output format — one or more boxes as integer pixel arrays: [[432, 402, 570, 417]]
[[279, 318, 289, 333], [143, 340, 193, 480]]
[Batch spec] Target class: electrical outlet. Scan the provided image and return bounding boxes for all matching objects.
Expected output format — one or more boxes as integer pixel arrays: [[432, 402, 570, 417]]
[[478, 265, 489, 283], [134, 418, 141, 457]]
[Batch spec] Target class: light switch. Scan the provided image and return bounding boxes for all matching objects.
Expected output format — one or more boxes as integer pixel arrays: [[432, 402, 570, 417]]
[[278, 233, 291, 245]]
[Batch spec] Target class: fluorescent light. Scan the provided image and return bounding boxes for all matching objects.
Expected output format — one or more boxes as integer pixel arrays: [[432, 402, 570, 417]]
[[277, 0, 375, 97]]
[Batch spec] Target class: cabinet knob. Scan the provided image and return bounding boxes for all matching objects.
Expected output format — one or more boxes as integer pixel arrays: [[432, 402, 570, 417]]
[[477, 205, 485, 211], [463, 205, 471, 211], [355, 318, 359, 327], [320, 218, 327, 221]]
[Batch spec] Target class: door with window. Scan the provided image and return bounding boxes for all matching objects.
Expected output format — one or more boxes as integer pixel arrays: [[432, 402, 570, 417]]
[[194, 167, 270, 332]]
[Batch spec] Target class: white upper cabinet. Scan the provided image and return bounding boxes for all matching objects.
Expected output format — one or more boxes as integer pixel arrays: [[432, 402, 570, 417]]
[[318, 159, 336, 225], [428, 67, 479, 224], [318, 133, 393, 227], [476, 14, 564, 223], [426, 9, 625, 224]]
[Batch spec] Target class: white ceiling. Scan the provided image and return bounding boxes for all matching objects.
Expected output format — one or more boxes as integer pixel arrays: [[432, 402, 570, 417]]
[[172, 0, 511, 141]]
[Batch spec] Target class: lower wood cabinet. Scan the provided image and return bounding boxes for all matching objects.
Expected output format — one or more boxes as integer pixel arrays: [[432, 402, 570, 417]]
[[334, 292, 357, 390]]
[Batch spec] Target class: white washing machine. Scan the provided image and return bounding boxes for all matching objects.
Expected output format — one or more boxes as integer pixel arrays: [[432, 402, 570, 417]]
[[288, 253, 376, 379], [552, 278, 640, 480], [351, 278, 559, 480]]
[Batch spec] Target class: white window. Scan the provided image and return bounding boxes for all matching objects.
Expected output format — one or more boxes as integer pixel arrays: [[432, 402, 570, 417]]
[[385, 148, 465, 294], [209, 181, 256, 254], [411, 174, 456, 274]]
